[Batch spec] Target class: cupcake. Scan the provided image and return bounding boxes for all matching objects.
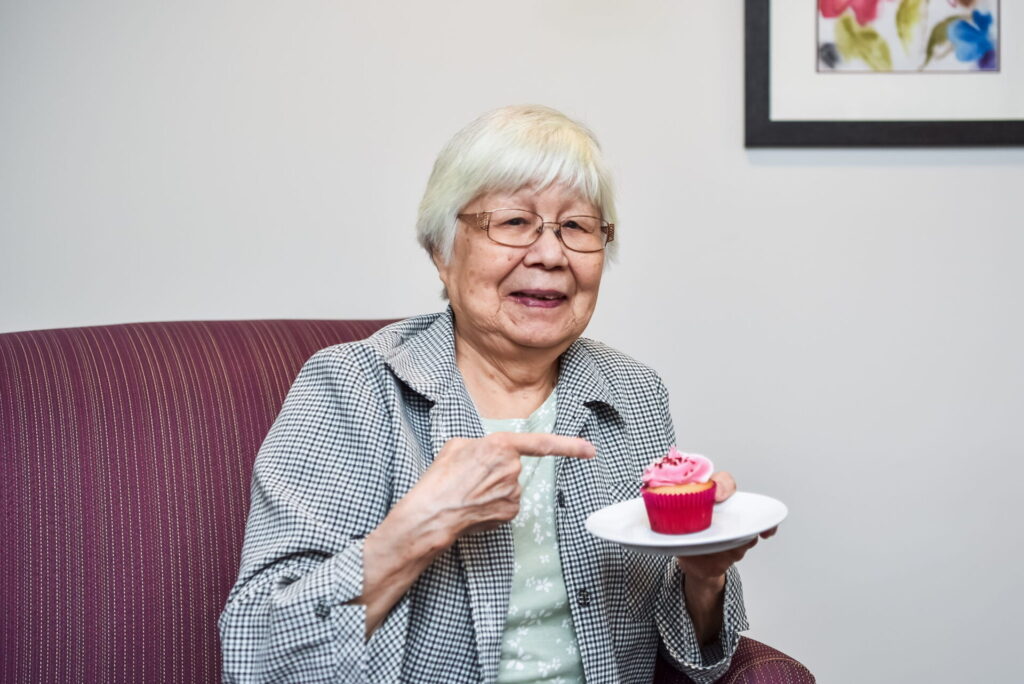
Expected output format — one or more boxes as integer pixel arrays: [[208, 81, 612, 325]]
[[641, 447, 716, 534]]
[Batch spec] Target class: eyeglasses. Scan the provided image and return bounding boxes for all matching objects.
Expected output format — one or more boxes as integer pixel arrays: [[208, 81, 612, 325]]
[[457, 208, 614, 253]]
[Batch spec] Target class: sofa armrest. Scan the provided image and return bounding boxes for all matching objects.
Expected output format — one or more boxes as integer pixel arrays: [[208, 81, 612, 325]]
[[653, 636, 814, 683]]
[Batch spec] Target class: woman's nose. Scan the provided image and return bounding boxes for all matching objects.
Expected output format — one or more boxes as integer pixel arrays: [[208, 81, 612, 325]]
[[524, 222, 570, 267]]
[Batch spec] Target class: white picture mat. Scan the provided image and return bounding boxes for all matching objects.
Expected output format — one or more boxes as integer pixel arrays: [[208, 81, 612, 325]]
[[769, 0, 1023, 121]]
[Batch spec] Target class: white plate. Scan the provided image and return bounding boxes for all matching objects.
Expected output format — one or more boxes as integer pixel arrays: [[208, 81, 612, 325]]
[[585, 492, 788, 556]]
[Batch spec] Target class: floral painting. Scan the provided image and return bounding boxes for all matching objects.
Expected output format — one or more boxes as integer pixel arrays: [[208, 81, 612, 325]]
[[817, 0, 1000, 72]]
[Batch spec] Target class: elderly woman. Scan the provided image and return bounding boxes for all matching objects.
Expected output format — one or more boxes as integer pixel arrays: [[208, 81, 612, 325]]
[[220, 105, 768, 683]]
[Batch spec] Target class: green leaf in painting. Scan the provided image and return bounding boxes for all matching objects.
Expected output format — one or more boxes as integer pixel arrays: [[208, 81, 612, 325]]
[[896, 0, 928, 53], [835, 14, 893, 71], [923, 14, 966, 68]]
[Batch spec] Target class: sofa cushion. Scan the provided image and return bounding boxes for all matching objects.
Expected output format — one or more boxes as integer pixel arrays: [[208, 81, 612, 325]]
[[0, 320, 394, 683]]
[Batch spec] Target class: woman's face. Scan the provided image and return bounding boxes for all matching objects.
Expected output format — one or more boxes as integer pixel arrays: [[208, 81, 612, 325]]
[[435, 183, 606, 358]]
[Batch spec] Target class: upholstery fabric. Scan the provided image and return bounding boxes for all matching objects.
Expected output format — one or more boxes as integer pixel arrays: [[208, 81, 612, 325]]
[[0, 318, 813, 683], [653, 638, 815, 683], [0, 320, 394, 684]]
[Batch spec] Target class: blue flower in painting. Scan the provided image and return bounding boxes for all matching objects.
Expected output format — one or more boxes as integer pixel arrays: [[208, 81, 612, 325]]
[[977, 47, 997, 71], [948, 10, 995, 65]]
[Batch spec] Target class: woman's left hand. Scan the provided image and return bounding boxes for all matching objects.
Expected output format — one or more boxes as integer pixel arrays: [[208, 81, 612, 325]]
[[710, 471, 736, 503], [676, 471, 778, 577], [675, 471, 755, 581], [674, 471, 777, 645]]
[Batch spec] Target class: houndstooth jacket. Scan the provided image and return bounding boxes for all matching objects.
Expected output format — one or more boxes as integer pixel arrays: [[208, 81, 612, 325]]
[[219, 309, 748, 683]]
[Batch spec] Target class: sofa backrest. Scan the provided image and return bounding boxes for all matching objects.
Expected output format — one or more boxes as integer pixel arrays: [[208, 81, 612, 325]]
[[0, 319, 394, 683]]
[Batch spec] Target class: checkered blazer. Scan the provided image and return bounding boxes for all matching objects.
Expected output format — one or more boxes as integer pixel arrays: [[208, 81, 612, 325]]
[[219, 310, 747, 683]]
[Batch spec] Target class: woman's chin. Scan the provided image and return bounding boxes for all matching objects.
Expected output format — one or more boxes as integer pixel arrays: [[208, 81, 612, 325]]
[[501, 318, 586, 352]]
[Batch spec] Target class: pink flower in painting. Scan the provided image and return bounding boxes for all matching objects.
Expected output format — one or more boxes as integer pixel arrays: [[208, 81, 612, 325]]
[[819, 0, 893, 25]]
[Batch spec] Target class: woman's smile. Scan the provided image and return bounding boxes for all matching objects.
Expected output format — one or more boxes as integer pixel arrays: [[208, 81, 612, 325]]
[[508, 289, 567, 308]]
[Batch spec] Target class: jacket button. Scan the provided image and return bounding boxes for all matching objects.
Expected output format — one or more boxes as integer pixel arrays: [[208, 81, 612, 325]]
[[576, 588, 591, 607], [556, 490, 566, 508], [314, 599, 331, 619]]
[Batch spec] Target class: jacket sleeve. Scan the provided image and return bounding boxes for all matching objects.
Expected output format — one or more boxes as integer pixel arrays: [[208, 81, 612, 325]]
[[219, 346, 408, 683], [651, 377, 749, 684]]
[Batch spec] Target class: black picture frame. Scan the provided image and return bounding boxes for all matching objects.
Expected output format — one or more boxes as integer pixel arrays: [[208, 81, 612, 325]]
[[744, 0, 1024, 147]]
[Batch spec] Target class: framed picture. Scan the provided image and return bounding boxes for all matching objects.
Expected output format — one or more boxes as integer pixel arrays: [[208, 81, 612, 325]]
[[745, 0, 1024, 146]]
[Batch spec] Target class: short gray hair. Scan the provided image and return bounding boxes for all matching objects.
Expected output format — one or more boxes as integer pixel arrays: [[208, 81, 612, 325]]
[[417, 105, 618, 263]]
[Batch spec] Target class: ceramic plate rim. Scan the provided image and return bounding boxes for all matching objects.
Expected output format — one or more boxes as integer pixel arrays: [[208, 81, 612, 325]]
[[584, 491, 788, 556]]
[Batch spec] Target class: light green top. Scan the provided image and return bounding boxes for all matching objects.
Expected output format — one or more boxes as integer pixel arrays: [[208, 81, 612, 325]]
[[481, 392, 585, 684]]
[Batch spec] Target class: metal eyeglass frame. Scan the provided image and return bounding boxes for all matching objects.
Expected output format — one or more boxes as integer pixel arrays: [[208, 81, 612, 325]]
[[456, 209, 615, 253]]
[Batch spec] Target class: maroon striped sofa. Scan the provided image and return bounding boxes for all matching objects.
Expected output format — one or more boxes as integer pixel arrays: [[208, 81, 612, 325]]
[[0, 319, 813, 683]]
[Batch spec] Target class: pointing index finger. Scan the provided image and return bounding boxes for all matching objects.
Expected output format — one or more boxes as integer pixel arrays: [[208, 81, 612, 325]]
[[491, 432, 596, 460]]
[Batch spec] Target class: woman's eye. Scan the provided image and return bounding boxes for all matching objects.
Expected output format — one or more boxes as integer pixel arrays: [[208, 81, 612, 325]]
[[562, 220, 590, 233]]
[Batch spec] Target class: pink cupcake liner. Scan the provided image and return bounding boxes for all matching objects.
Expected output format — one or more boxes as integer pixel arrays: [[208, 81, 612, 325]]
[[641, 482, 716, 534]]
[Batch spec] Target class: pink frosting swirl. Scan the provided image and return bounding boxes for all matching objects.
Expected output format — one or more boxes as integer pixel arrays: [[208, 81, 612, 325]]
[[642, 447, 714, 489]]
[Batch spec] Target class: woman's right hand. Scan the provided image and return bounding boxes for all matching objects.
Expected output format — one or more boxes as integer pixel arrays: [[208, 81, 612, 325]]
[[356, 433, 594, 636], [400, 432, 596, 544]]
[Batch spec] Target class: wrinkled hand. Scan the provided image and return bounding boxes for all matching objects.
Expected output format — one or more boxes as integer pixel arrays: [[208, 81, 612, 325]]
[[676, 471, 777, 580], [403, 432, 595, 543], [674, 471, 777, 644], [358, 433, 593, 639]]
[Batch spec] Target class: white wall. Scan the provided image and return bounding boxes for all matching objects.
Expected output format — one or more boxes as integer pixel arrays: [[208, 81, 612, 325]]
[[3, 1, 1022, 681]]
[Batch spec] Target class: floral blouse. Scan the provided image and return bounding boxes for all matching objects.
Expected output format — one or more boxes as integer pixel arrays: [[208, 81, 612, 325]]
[[481, 392, 584, 683]]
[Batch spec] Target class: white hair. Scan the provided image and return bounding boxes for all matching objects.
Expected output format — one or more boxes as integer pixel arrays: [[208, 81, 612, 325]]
[[417, 105, 618, 263]]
